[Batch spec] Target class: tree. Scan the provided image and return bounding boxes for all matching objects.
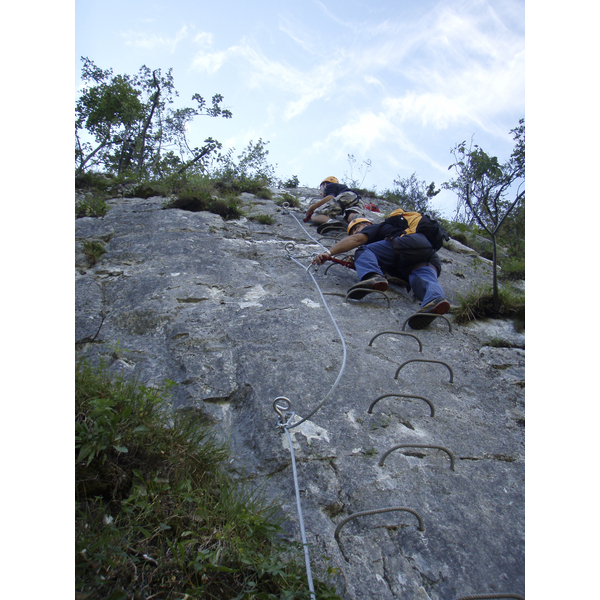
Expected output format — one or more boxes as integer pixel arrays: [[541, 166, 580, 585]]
[[444, 119, 525, 311], [75, 57, 232, 177], [343, 154, 372, 189], [383, 173, 441, 216]]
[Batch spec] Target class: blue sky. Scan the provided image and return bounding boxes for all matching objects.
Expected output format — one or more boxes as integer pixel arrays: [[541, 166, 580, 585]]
[[75, 0, 525, 216]]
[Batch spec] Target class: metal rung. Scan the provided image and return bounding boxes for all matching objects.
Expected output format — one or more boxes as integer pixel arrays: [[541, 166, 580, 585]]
[[379, 444, 455, 470], [367, 393, 434, 417], [345, 289, 391, 307], [394, 359, 454, 383], [334, 506, 425, 545], [368, 331, 423, 352]]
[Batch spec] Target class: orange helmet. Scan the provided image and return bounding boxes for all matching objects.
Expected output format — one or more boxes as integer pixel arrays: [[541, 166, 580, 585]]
[[320, 176, 339, 186], [347, 218, 373, 235]]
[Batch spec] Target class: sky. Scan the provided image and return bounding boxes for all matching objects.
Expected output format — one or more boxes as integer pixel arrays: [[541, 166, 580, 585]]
[[74, 0, 525, 217]]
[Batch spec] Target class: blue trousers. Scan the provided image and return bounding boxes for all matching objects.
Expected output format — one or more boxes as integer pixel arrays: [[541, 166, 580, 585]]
[[354, 238, 445, 307]]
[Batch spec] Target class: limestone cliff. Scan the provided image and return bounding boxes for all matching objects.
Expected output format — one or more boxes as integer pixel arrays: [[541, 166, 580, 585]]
[[75, 186, 525, 600]]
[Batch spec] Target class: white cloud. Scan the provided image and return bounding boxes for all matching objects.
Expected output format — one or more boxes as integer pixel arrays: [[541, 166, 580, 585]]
[[193, 32, 214, 46], [122, 25, 189, 53], [327, 112, 389, 149], [191, 48, 233, 74]]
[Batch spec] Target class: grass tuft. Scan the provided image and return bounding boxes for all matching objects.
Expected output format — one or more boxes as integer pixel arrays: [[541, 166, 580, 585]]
[[453, 284, 525, 331], [249, 213, 276, 225], [81, 240, 107, 266]]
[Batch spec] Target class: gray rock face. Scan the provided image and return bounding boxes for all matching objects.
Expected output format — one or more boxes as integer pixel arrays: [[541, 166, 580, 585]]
[[75, 189, 525, 600]]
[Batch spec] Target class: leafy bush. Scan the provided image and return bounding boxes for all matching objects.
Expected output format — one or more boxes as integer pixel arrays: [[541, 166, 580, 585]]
[[500, 257, 525, 281], [75, 361, 342, 599], [255, 187, 273, 200], [276, 193, 301, 209], [281, 175, 300, 188], [76, 195, 109, 218], [76, 171, 115, 190]]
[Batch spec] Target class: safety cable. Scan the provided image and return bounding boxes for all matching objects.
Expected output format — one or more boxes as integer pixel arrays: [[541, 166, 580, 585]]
[[280, 205, 349, 429], [285, 206, 331, 252], [284, 244, 348, 429], [270, 206, 351, 599], [274, 398, 316, 600]]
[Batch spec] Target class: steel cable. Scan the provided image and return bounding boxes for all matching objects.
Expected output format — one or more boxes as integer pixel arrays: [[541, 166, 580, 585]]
[[281, 207, 349, 429], [273, 398, 317, 600]]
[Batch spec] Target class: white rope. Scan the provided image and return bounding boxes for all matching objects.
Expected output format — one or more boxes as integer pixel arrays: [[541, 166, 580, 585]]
[[281, 206, 349, 429]]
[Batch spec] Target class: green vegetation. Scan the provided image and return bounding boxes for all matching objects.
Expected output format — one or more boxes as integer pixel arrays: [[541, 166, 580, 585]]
[[249, 214, 277, 225], [76, 194, 109, 218], [445, 119, 525, 311], [75, 58, 231, 178], [275, 193, 301, 209], [81, 240, 107, 266], [453, 284, 524, 331], [76, 361, 342, 599], [281, 175, 300, 188], [381, 172, 441, 218]]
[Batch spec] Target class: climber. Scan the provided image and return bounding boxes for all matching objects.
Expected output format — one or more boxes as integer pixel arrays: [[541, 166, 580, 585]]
[[304, 176, 363, 228], [312, 217, 450, 329]]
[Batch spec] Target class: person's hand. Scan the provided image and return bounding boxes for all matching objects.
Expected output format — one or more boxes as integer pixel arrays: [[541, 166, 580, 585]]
[[312, 252, 331, 266], [304, 208, 314, 222]]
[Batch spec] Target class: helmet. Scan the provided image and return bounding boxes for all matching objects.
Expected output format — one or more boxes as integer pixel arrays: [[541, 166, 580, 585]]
[[320, 176, 339, 186], [347, 218, 373, 235]]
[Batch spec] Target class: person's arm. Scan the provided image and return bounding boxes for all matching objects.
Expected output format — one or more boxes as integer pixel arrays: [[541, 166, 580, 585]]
[[312, 232, 369, 265]]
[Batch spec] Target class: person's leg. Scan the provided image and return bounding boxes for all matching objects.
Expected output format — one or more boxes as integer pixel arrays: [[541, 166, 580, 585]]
[[406, 265, 449, 329], [409, 265, 445, 307], [346, 240, 395, 298], [311, 200, 343, 224], [353, 240, 396, 281], [310, 213, 330, 225]]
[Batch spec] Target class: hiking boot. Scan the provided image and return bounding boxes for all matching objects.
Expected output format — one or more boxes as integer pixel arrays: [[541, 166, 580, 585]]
[[347, 276, 389, 300], [317, 219, 346, 234], [407, 298, 450, 330]]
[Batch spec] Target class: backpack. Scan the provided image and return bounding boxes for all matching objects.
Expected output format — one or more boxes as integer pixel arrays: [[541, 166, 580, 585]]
[[385, 208, 449, 251]]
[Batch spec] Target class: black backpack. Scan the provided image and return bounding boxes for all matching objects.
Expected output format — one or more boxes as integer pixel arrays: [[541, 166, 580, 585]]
[[415, 214, 450, 251], [385, 209, 449, 251]]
